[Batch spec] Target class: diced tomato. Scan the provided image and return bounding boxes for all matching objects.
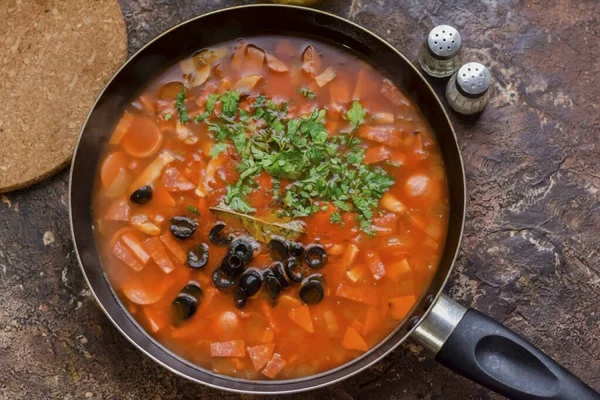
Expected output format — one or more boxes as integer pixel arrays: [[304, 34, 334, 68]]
[[335, 283, 379, 306], [363, 145, 391, 165], [159, 232, 187, 263], [357, 126, 403, 148], [388, 295, 417, 320], [346, 263, 367, 283], [104, 196, 130, 221], [247, 344, 275, 371], [120, 232, 151, 264], [342, 327, 368, 352], [381, 79, 410, 107], [144, 236, 175, 274], [112, 240, 143, 271], [330, 77, 351, 106], [261, 353, 287, 379], [288, 305, 314, 333], [364, 250, 385, 280], [161, 167, 195, 192], [353, 69, 377, 99], [210, 340, 246, 358], [362, 306, 382, 336], [372, 213, 397, 236], [195, 82, 218, 108], [386, 258, 412, 282]]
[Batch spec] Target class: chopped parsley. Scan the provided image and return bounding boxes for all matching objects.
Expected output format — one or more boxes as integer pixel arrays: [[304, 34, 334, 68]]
[[163, 113, 172, 121], [187, 205, 200, 216], [175, 89, 190, 124], [298, 87, 316, 99], [192, 91, 393, 233]]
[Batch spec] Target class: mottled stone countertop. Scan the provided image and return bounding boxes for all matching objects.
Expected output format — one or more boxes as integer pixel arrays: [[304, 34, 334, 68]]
[[1, 1, 599, 399]]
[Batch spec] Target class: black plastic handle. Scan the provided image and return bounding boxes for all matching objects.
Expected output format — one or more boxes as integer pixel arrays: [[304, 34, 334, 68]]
[[436, 309, 600, 400]]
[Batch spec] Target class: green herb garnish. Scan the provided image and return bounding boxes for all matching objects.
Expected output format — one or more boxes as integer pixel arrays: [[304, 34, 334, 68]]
[[220, 91, 240, 118], [345, 100, 366, 129], [298, 87, 316, 99], [194, 94, 219, 122], [187, 205, 200, 216], [175, 89, 190, 124], [164, 113, 172, 121]]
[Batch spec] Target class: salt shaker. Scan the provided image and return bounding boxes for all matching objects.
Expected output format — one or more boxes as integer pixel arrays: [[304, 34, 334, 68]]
[[446, 62, 491, 115], [418, 25, 462, 78]]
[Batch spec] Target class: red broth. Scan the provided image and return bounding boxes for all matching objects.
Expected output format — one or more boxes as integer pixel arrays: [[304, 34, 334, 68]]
[[93, 36, 449, 380]]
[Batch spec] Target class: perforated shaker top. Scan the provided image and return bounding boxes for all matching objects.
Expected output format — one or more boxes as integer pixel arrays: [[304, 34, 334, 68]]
[[427, 25, 461, 58], [456, 62, 491, 96]]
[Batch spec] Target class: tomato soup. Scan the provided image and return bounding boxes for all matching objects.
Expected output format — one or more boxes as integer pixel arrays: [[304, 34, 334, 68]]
[[93, 36, 449, 380]]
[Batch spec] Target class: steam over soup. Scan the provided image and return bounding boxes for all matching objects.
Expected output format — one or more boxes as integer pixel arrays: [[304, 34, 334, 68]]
[[93, 36, 449, 380]]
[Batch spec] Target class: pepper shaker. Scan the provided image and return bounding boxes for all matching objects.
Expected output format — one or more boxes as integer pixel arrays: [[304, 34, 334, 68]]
[[446, 62, 491, 115], [418, 25, 462, 78]]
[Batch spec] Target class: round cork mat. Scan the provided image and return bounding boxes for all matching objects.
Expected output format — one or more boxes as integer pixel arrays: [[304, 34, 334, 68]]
[[0, 0, 127, 193]]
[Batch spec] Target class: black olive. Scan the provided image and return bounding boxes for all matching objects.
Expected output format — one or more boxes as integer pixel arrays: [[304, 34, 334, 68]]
[[233, 286, 248, 309], [221, 253, 245, 277], [172, 293, 197, 323], [270, 261, 289, 288], [306, 273, 324, 283], [284, 256, 303, 283], [187, 243, 209, 269], [239, 268, 263, 297], [230, 236, 255, 262], [269, 236, 289, 261], [299, 280, 324, 305], [304, 244, 328, 269], [263, 269, 282, 301], [130, 185, 153, 205], [170, 216, 198, 240], [290, 242, 305, 257], [212, 267, 235, 290], [209, 222, 231, 245], [180, 281, 203, 300]]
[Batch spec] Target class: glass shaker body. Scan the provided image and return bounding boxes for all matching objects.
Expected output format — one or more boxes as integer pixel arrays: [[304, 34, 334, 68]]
[[446, 62, 491, 115], [418, 25, 462, 78]]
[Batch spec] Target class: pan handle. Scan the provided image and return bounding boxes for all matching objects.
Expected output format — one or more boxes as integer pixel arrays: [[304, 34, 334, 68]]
[[412, 294, 600, 400]]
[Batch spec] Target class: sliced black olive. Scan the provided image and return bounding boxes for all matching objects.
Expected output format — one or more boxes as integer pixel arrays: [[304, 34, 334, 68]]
[[306, 273, 324, 283], [212, 267, 235, 290], [304, 244, 327, 269], [180, 281, 203, 300], [299, 279, 324, 305], [130, 185, 153, 205], [187, 243, 209, 269], [172, 293, 197, 323], [263, 269, 282, 301], [284, 256, 303, 283], [270, 261, 289, 288], [239, 268, 263, 297], [170, 216, 198, 240], [269, 236, 289, 261], [209, 222, 231, 245], [230, 236, 255, 262], [290, 242, 305, 257], [233, 286, 248, 309], [220, 253, 245, 277]]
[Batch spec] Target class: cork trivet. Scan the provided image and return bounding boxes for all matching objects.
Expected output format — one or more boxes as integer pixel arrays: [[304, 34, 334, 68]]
[[0, 0, 127, 193]]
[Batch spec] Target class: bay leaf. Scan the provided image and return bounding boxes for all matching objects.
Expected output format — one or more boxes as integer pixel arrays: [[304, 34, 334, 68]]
[[209, 206, 305, 243]]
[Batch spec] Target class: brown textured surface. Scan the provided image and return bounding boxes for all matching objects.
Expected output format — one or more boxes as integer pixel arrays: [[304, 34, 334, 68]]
[[1, 1, 599, 399], [0, 0, 127, 193]]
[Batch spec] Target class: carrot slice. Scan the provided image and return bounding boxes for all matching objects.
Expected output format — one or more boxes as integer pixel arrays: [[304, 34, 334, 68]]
[[365, 250, 385, 280], [161, 167, 195, 192], [266, 53, 288, 73], [112, 240, 143, 271], [122, 116, 163, 158], [129, 152, 175, 192], [363, 145, 390, 165], [386, 258, 412, 282], [381, 79, 411, 107], [357, 126, 403, 148], [210, 340, 246, 358], [362, 306, 382, 336], [247, 344, 275, 371], [120, 232, 151, 264], [342, 327, 368, 352], [388, 295, 417, 320], [104, 196, 130, 221], [110, 112, 135, 145], [144, 236, 175, 274], [100, 151, 129, 187], [336, 283, 379, 306], [159, 232, 187, 263], [288, 305, 314, 333], [153, 184, 176, 207], [261, 353, 286, 379]]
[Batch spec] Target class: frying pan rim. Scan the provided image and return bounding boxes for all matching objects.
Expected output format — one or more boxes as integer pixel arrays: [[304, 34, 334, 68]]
[[68, 3, 467, 394]]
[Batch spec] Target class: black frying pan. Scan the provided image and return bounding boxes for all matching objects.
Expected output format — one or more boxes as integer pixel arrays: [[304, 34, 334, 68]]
[[69, 5, 600, 399]]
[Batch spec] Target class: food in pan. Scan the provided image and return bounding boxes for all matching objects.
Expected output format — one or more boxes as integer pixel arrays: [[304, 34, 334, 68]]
[[93, 36, 449, 379]]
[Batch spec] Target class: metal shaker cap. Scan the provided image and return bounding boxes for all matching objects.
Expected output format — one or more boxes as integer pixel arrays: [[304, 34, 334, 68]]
[[427, 25, 461, 59], [456, 62, 491, 96]]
